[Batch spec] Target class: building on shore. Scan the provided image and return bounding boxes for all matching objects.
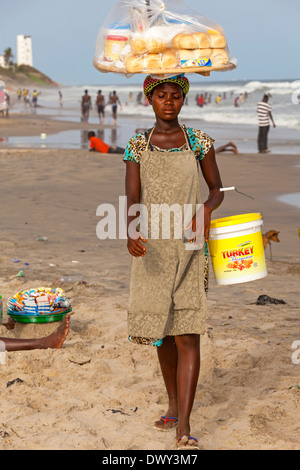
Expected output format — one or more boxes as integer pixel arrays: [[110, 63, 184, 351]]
[[17, 35, 33, 67], [0, 55, 8, 68]]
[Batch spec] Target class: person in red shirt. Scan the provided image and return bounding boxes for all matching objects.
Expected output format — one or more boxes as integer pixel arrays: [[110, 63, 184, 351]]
[[88, 131, 125, 154]]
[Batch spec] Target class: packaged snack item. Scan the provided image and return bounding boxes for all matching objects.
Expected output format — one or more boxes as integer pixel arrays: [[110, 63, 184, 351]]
[[93, 0, 237, 76], [6, 287, 72, 323], [104, 23, 132, 62]]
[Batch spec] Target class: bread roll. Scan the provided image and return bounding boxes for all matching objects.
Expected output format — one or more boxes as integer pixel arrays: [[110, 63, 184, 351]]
[[173, 33, 198, 49], [210, 49, 229, 66], [194, 48, 212, 59], [144, 53, 162, 70], [179, 49, 195, 62], [209, 32, 227, 48], [147, 38, 167, 54], [130, 37, 167, 55], [172, 34, 184, 49], [161, 50, 178, 69], [124, 54, 145, 73], [193, 32, 210, 48], [130, 38, 147, 55]]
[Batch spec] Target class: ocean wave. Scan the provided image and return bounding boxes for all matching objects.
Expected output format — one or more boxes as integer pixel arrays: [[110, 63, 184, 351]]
[[36, 82, 300, 131], [120, 103, 300, 130], [61, 80, 299, 97], [190, 80, 298, 96]]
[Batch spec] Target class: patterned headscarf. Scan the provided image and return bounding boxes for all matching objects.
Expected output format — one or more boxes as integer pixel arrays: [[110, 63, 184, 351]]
[[143, 74, 190, 101]]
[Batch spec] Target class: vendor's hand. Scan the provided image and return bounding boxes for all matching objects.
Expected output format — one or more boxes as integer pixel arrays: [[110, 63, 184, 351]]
[[203, 203, 213, 243], [184, 205, 204, 248], [184, 204, 212, 246], [127, 231, 147, 258]]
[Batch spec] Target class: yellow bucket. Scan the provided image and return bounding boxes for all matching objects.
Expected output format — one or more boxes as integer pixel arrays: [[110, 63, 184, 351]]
[[208, 213, 267, 285]]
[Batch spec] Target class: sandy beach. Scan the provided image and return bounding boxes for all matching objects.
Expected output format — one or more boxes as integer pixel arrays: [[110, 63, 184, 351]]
[[0, 112, 299, 450]]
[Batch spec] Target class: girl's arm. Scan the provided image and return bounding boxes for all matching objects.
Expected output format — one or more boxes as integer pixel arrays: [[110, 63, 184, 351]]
[[125, 161, 147, 257], [200, 145, 224, 242]]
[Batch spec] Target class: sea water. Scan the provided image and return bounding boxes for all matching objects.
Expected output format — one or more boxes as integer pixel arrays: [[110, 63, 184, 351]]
[[278, 193, 300, 210], [34, 79, 300, 130], [1, 79, 300, 153]]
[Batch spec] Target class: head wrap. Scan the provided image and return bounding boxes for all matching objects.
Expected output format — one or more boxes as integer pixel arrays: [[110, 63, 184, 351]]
[[143, 74, 190, 101]]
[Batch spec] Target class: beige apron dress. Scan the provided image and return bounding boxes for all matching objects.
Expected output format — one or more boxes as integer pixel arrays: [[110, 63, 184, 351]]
[[128, 126, 207, 346]]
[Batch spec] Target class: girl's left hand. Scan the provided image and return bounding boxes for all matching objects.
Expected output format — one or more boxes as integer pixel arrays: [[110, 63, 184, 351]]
[[185, 204, 212, 247], [203, 203, 213, 243], [185, 204, 212, 246]]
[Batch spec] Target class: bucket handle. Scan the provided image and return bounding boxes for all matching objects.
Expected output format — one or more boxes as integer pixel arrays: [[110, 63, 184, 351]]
[[220, 187, 263, 218]]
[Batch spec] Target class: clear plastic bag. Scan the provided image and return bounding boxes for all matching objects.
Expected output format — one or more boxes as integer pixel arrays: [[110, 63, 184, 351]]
[[93, 0, 237, 77]]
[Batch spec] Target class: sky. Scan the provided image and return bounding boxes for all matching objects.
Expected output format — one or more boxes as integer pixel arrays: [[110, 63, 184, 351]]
[[0, 0, 299, 86]]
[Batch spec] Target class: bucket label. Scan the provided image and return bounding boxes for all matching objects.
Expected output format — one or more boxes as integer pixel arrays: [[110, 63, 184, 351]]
[[222, 241, 255, 271], [209, 231, 267, 285]]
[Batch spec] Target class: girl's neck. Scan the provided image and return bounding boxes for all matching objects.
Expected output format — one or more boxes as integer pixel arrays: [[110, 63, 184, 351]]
[[154, 119, 181, 134]]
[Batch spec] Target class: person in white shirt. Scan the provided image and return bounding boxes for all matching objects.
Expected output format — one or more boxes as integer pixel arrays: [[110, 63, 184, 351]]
[[0, 89, 10, 118], [257, 95, 276, 153]]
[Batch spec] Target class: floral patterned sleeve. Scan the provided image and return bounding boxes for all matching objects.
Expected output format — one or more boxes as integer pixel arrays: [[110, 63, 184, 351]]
[[123, 133, 147, 164], [186, 127, 215, 161], [123, 128, 214, 163]]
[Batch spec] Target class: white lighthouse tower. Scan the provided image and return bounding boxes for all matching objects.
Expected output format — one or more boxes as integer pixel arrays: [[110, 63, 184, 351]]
[[17, 35, 33, 67]]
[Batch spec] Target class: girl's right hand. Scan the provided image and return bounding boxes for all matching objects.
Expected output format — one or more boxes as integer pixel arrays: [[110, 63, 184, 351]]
[[127, 232, 147, 258]]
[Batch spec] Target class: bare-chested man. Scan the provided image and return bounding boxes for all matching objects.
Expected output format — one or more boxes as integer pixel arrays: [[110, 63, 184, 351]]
[[96, 90, 105, 124], [81, 90, 92, 123], [109, 90, 122, 126]]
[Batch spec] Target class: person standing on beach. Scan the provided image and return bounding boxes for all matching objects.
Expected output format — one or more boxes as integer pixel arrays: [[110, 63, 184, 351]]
[[109, 90, 122, 126], [96, 90, 105, 124], [0, 90, 10, 118], [32, 90, 40, 108], [81, 90, 92, 123], [197, 94, 205, 107], [124, 74, 224, 450], [257, 94, 276, 153], [58, 90, 63, 108], [0, 87, 5, 117]]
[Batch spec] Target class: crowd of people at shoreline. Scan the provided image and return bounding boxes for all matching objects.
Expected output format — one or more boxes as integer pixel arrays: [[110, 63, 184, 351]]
[[81, 89, 122, 125], [135, 89, 253, 109], [3, 86, 255, 124], [77, 87, 255, 127], [79, 88, 276, 155], [0, 85, 277, 154], [16, 87, 41, 109], [195, 90, 252, 108]]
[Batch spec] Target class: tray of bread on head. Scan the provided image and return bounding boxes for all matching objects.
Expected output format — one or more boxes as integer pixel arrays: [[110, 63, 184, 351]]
[[93, 0, 237, 77]]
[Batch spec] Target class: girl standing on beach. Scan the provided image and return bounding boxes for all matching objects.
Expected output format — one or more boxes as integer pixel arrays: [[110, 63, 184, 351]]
[[124, 74, 224, 450]]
